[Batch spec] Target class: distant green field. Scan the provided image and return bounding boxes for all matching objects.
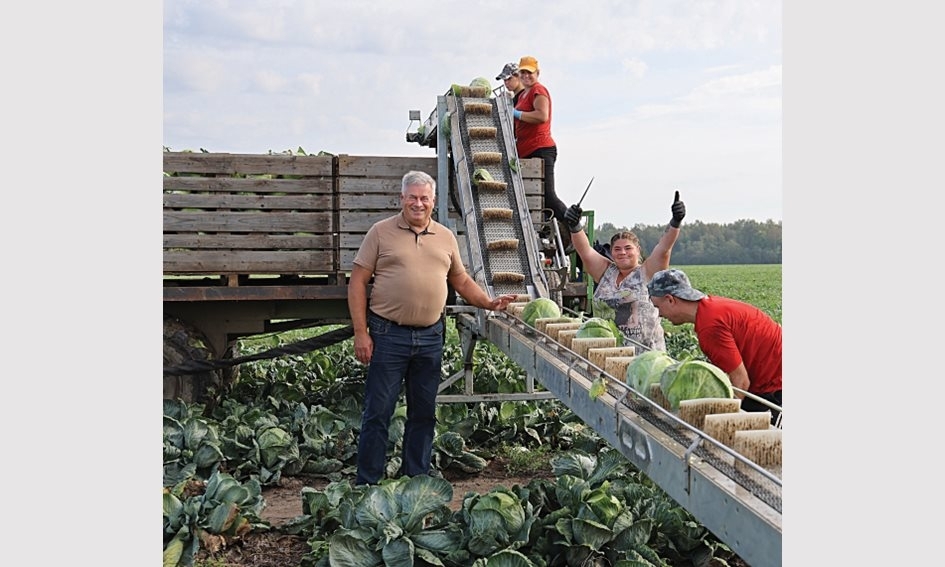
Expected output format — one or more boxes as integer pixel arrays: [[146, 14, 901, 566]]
[[673, 264, 781, 324]]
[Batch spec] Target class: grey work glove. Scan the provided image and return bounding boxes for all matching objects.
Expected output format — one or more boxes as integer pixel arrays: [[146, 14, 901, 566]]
[[564, 204, 584, 233], [669, 191, 686, 228]]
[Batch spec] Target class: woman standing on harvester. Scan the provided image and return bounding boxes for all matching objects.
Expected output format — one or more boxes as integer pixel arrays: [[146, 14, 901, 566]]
[[512, 55, 567, 228]]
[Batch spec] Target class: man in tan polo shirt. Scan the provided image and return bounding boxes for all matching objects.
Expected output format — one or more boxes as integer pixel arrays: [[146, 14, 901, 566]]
[[348, 170, 517, 485]]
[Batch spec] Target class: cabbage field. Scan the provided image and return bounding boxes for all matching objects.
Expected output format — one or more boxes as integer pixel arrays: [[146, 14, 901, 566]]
[[163, 264, 781, 567]]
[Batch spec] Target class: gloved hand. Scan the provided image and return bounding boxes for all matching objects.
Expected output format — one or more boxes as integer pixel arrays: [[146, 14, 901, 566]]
[[669, 190, 686, 228], [512, 109, 523, 120], [564, 204, 584, 233]]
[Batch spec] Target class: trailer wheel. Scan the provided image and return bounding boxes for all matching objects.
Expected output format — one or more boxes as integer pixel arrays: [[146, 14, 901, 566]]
[[163, 315, 223, 406]]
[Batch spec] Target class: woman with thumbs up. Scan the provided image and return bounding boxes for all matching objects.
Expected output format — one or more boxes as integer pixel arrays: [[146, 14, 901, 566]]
[[562, 192, 687, 352]]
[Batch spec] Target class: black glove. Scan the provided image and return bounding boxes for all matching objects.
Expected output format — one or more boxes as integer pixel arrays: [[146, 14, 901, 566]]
[[669, 190, 686, 228], [564, 204, 584, 233]]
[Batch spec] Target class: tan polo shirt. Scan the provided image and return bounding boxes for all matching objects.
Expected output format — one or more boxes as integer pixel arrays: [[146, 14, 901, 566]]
[[353, 213, 466, 327]]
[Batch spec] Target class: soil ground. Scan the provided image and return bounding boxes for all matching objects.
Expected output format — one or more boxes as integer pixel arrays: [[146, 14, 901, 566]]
[[198, 456, 553, 566]]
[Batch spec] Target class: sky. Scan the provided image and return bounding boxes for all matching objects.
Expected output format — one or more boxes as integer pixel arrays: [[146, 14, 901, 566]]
[[11, 1, 944, 563], [163, 0, 782, 227]]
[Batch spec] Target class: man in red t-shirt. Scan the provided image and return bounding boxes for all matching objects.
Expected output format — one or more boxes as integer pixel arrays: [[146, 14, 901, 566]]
[[647, 269, 782, 423]]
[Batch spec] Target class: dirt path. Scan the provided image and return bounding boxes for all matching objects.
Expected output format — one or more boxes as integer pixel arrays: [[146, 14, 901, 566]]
[[262, 458, 550, 524]]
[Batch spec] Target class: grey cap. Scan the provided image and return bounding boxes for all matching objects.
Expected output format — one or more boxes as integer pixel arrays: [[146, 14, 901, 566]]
[[496, 62, 518, 81], [648, 269, 706, 301]]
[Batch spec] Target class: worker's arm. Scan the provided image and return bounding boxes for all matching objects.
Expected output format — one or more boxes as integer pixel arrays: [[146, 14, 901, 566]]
[[347, 264, 374, 364], [641, 225, 680, 279], [642, 191, 685, 279], [449, 272, 516, 310], [519, 94, 550, 123], [727, 362, 751, 399], [569, 226, 613, 282]]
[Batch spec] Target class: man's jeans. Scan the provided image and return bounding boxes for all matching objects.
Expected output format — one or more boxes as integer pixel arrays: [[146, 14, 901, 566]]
[[355, 312, 444, 485]]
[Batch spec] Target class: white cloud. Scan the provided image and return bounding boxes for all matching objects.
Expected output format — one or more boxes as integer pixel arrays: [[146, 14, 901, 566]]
[[621, 58, 649, 79]]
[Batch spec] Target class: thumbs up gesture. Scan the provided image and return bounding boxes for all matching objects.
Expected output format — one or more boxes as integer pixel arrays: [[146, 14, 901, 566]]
[[670, 191, 686, 228]]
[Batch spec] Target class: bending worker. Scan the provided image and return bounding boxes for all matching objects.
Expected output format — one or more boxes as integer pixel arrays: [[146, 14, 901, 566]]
[[647, 268, 782, 423]]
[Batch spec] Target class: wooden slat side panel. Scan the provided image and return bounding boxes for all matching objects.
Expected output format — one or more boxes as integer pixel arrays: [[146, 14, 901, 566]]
[[518, 157, 544, 178], [337, 211, 398, 233], [163, 193, 333, 210], [164, 176, 333, 194], [161, 153, 544, 278], [338, 177, 407, 195], [337, 193, 402, 211], [164, 251, 335, 274], [337, 155, 436, 177], [164, 234, 333, 250], [164, 211, 334, 233], [163, 152, 334, 176]]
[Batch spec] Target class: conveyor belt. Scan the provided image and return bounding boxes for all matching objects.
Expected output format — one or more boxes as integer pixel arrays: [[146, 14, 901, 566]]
[[442, 88, 550, 300], [460, 310, 783, 567], [417, 85, 782, 567]]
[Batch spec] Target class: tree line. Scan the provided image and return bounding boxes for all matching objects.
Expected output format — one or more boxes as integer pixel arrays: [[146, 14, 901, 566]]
[[591, 219, 782, 265]]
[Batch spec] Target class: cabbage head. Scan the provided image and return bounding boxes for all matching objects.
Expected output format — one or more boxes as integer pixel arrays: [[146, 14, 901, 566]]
[[575, 317, 621, 340], [520, 297, 561, 327], [625, 350, 675, 396], [469, 76, 493, 95], [659, 360, 734, 410]]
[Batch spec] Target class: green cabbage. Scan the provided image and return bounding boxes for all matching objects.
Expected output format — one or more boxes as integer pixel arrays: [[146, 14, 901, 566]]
[[575, 317, 622, 340], [659, 359, 735, 410], [469, 76, 492, 95], [520, 297, 561, 327], [439, 111, 451, 137], [625, 350, 675, 397], [473, 168, 493, 184]]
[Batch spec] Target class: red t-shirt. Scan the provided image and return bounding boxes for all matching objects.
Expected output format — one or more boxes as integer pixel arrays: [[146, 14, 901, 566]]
[[694, 296, 782, 395], [514, 83, 555, 157]]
